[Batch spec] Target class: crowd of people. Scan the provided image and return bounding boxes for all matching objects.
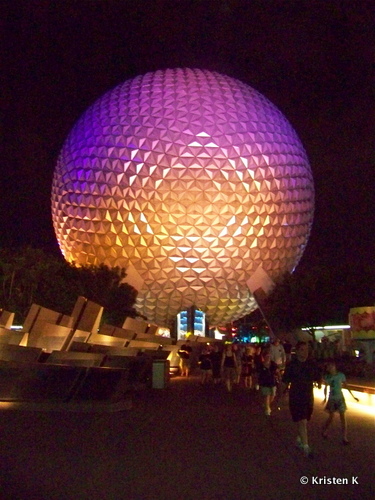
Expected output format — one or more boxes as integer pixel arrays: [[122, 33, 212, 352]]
[[178, 338, 289, 394], [177, 338, 357, 458]]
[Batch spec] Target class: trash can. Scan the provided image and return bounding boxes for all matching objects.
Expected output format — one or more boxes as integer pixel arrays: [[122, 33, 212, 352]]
[[152, 359, 170, 389]]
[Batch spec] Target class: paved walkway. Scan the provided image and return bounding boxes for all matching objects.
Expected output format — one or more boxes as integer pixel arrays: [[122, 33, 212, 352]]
[[0, 375, 374, 500]]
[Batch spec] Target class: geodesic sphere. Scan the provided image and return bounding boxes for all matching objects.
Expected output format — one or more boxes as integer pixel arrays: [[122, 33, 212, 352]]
[[52, 68, 314, 327]]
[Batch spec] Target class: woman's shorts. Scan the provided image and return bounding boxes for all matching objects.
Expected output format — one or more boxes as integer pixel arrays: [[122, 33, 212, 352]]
[[223, 367, 237, 381], [325, 398, 347, 413], [289, 400, 313, 422], [180, 358, 190, 369], [260, 386, 276, 397]]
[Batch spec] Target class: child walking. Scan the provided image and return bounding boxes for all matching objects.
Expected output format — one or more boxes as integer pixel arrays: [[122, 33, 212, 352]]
[[322, 360, 359, 445]]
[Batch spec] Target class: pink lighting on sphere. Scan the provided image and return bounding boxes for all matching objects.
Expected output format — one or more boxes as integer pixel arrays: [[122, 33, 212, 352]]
[[51, 68, 314, 327]]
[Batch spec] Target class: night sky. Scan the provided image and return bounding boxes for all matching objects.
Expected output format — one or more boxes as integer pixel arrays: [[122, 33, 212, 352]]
[[2, 1, 374, 317]]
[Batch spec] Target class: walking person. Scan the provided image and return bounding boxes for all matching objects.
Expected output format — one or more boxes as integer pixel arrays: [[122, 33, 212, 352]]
[[270, 337, 286, 374], [270, 337, 287, 403], [198, 346, 213, 385], [281, 341, 322, 458], [322, 359, 359, 445], [221, 344, 238, 392], [241, 345, 254, 389], [258, 350, 279, 416], [178, 339, 192, 377], [232, 343, 243, 384], [209, 344, 222, 385], [283, 340, 293, 364], [253, 344, 262, 390]]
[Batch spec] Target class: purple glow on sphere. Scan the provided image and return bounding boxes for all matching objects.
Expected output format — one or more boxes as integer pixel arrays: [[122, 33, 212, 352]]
[[52, 68, 314, 327]]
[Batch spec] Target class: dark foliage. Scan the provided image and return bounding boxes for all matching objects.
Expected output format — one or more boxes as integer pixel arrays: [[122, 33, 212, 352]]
[[0, 247, 137, 325]]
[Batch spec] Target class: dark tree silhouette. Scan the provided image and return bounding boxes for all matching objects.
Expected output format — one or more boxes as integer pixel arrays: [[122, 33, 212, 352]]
[[0, 247, 137, 325]]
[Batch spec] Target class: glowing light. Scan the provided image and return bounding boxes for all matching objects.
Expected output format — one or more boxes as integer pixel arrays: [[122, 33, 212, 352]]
[[302, 325, 350, 331], [323, 325, 350, 330], [314, 386, 375, 417], [214, 328, 225, 340], [52, 68, 314, 327], [0, 402, 17, 409]]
